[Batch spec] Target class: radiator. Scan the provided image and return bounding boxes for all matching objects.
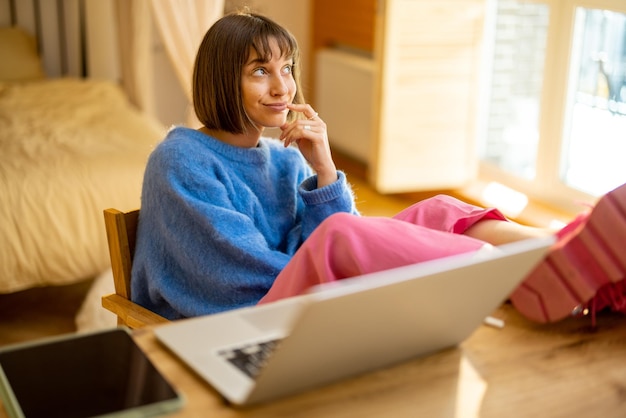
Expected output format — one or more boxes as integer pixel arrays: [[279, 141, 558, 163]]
[[315, 48, 375, 164]]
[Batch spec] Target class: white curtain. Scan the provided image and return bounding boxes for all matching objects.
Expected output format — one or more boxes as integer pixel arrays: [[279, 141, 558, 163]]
[[115, 0, 154, 115], [149, 0, 224, 103], [116, 0, 224, 126]]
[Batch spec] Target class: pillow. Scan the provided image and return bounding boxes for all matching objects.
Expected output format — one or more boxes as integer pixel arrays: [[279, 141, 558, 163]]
[[0, 26, 46, 82]]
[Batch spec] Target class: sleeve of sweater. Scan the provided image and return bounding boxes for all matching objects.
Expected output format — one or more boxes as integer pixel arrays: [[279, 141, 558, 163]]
[[131, 133, 358, 319], [285, 171, 358, 254]]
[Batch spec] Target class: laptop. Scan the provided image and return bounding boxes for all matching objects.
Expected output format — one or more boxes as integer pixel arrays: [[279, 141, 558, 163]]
[[154, 236, 554, 406]]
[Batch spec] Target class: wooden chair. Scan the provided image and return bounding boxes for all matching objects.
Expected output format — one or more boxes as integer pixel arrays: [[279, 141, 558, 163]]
[[101, 208, 169, 329]]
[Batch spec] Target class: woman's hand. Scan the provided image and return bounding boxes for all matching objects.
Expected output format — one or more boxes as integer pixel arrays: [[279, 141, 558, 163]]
[[280, 103, 337, 188]]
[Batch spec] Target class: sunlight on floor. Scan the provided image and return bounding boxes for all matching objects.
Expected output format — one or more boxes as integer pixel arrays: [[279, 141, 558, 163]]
[[455, 355, 487, 417], [481, 181, 529, 219]]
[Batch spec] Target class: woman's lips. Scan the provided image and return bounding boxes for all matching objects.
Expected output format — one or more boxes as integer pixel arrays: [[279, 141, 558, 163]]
[[265, 103, 288, 112]]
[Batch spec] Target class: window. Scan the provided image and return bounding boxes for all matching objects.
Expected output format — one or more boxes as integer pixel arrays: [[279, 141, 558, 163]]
[[563, 7, 626, 195], [480, 0, 626, 214]]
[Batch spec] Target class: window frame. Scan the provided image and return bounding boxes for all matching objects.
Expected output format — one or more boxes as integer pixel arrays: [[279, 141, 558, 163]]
[[477, 0, 626, 216]]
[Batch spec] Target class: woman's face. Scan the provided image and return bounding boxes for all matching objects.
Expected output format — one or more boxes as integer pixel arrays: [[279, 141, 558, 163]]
[[241, 38, 297, 130]]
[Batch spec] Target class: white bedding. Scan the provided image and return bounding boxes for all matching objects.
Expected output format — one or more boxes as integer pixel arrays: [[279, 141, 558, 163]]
[[0, 78, 165, 293]]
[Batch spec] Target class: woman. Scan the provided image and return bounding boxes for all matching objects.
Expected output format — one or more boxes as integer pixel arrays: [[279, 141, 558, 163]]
[[131, 12, 626, 324]]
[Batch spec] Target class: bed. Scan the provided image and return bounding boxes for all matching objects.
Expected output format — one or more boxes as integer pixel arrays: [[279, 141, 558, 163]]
[[0, 25, 164, 301]]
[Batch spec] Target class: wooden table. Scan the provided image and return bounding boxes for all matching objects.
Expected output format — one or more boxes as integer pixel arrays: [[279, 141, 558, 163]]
[[2, 304, 625, 417]]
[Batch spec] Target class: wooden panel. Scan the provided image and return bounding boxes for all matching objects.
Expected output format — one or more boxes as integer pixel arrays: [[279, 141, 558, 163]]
[[310, 0, 376, 109], [370, 0, 486, 193], [312, 0, 377, 53], [315, 48, 375, 164]]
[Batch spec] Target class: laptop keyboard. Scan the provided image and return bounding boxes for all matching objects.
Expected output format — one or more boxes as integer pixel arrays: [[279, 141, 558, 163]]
[[218, 338, 282, 379]]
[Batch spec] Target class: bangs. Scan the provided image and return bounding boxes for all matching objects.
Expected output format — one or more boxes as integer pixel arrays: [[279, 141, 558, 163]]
[[250, 29, 298, 63]]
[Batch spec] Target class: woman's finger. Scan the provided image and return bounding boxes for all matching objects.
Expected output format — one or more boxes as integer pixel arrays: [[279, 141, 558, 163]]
[[282, 121, 316, 147], [288, 103, 318, 120], [281, 118, 317, 139]]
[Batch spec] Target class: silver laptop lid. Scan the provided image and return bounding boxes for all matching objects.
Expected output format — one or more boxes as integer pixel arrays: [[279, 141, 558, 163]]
[[245, 237, 554, 404]]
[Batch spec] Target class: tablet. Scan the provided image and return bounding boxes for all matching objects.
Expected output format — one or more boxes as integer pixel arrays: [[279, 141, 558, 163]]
[[0, 327, 183, 418]]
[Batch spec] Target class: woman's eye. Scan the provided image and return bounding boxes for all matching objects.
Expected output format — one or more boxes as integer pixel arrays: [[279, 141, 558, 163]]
[[282, 65, 293, 75], [253, 68, 267, 76]]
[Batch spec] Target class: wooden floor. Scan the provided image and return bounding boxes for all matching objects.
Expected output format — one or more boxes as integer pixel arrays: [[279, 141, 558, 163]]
[[0, 155, 438, 348]]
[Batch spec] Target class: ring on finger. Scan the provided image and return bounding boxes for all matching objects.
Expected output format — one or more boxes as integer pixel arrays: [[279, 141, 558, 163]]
[[304, 125, 312, 131]]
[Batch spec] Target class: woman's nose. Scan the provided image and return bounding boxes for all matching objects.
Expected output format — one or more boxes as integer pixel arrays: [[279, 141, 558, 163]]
[[270, 75, 288, 96]]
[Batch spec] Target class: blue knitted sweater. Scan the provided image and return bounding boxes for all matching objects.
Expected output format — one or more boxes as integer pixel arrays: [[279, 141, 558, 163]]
[[131, 127, 358, 319]]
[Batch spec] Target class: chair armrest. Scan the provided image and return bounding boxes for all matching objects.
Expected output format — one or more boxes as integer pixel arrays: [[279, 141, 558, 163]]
[[102, 294, 169, 329]]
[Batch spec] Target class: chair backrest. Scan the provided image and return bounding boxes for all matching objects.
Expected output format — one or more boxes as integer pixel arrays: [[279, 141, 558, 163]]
[[102, 208, 168, 328], [103, 208, 138, 300]]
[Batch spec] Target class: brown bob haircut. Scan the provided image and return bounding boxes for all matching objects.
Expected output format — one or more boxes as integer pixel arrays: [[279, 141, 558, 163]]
[[193, 12, 304, 134]]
